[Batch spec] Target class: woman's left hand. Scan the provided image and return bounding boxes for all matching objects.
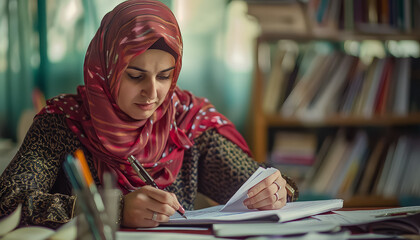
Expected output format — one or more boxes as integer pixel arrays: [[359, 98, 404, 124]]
[[243, 169, 286, 210]]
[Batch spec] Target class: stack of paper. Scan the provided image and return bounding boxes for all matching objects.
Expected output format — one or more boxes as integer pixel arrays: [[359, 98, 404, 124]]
[[168, 167, 343, 225]]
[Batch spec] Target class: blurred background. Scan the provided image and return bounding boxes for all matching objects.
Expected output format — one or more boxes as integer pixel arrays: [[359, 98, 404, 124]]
[[0, 0, 259, 144], [2, 0, 420, 206]]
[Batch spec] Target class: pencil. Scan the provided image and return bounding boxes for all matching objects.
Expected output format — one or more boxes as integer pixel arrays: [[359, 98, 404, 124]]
[[127, 155, 187, 219]]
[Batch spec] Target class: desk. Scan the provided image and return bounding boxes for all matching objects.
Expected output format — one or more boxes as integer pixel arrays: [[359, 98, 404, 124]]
[[120, 226, 213, 235], [117, 227, 218, 240], [117, 208, 420, 240]]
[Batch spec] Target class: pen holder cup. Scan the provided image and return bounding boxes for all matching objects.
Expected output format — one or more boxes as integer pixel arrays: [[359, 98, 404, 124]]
[[76, 188, 121, 240]]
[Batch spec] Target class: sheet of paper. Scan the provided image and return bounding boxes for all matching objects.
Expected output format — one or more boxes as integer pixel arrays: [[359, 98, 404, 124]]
[[1, 226, 55, 240], [313, 206, 420, 226], [116, 231, 231, 240], [221, 167, 277, 212], [135, 226, 209, 231], [213, 219, 340, 237], [168, 199, 343, 224], [244, 232, 396, 240], [49, 217, 77, 240], [0, 204, 21, 236]]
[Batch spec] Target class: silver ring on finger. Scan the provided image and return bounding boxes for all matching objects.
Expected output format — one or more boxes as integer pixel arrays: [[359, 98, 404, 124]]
[[273, 181, 282, 191], [152, 212, 158, 221], [274, 192, 279, 202]]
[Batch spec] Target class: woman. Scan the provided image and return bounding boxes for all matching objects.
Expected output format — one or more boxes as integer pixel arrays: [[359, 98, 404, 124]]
[[0, 0, 298, 228]]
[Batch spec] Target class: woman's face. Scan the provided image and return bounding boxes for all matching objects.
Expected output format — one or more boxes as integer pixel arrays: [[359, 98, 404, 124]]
[[117, 49, 175, 120]]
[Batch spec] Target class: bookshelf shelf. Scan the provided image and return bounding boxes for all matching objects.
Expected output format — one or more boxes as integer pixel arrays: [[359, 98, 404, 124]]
[[344, 195, 399, 208], [265, 113, 420, 127], [260, 32, 420, 42], [247, 0, 420, 208]]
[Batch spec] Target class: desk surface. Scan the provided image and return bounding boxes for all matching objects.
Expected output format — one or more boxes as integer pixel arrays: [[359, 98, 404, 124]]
[[119, 208, 420, 239]]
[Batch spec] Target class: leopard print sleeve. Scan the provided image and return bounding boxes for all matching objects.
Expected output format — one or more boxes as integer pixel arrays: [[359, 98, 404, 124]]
[[194, 129, 299, 204], [0, 114, 82, 229], [195, 129, 298, 204]]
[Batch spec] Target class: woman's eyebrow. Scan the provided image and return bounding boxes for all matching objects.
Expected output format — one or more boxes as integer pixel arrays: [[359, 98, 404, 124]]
[[127, 66, 147, 72], [126, 66, 175, 72], [160, 66, 175, 72]]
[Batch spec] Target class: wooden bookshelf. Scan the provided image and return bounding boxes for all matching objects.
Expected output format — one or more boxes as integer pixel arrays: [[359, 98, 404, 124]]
[[344, 195, 398, 208], [259, 32, 420, 42], [265, 113, 420, 127], [247, 0, 420, 207]]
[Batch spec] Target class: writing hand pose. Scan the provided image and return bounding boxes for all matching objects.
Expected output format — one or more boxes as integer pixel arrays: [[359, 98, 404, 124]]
[[122, 186, 184, 227], [243, 170, 287, 210]]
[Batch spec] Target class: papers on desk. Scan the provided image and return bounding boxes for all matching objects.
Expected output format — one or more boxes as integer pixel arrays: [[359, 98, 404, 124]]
[[313, 206, 420, 235], [116, 231, 231, 240], [169, 199, 343, 224], [169, 167, 343, 224], [213, 219, 340, 237]]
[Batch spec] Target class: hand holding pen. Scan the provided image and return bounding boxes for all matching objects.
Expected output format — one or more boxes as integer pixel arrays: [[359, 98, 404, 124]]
[[121, 155, 186, 228]]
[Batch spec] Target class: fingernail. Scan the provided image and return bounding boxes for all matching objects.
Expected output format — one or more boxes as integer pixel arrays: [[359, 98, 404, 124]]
[[178, 206, 186, 214], [248, 191, 254, 198], [243, 199, 249, 206]]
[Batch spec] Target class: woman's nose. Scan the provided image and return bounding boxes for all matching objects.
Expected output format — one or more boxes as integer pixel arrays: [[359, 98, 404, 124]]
[[141, 77, 157, 100]]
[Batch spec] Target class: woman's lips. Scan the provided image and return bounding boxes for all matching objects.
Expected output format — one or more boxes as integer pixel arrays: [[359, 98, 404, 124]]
[[135, 102, 155, 111]]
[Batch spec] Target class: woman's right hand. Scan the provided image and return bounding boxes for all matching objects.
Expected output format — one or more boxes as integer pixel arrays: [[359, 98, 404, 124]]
[[121, 185, 183, 228]]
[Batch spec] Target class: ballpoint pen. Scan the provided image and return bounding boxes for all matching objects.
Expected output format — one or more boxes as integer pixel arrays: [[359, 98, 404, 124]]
[[127, 155, 187, 219]]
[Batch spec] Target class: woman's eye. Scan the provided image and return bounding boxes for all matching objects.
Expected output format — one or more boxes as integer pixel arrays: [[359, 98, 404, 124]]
[[127, 73, 144, 80], [157, 75, 171, 80]]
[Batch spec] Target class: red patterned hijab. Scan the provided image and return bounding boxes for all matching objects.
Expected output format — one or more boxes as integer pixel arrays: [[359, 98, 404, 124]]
[[38, 0, 251, 193]]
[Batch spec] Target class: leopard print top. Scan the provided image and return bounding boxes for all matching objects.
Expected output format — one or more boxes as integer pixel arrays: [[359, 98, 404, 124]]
[[0, 114, 298, 229]]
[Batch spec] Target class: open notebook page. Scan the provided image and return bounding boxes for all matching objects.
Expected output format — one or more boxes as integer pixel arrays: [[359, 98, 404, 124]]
[[168, 167, 343, 224]]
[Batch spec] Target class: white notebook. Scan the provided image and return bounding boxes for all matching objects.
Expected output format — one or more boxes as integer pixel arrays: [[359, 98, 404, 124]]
[[168, 167, 343, 224]]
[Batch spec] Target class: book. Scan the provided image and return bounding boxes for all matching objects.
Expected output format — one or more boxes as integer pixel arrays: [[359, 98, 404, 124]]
[[280, 53, 328, 117], [410, 57, 420, 112], [167, 167, 343, 224], [300, 135, 333, 192], [338, 145, 369, 197], [343, 0, 354, 30], [373, 141, 397, 195], [399, 138, 420, 196], [263, 41, 299, 114], [294, 53, 339, 118], [302, 54, 355, 120], [356, 137, 387, 195], [339, 60, 366, 115], [374, 58, 394, 115], [361, 57, 386, 117], [311, 130, 349, 194], [352, 57, 379, 116], [393, 58, 411, 115], [263, 44, 287, 114], [330, 131, 368, 197], [385, 57, 400, 114], [270, 131, 317, 166], [382, 136, 410, 197], [299, 52, 343, 115]]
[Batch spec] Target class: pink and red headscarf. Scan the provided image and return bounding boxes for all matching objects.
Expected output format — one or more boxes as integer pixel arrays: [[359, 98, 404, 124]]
[[38, 0, 251, 193]]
